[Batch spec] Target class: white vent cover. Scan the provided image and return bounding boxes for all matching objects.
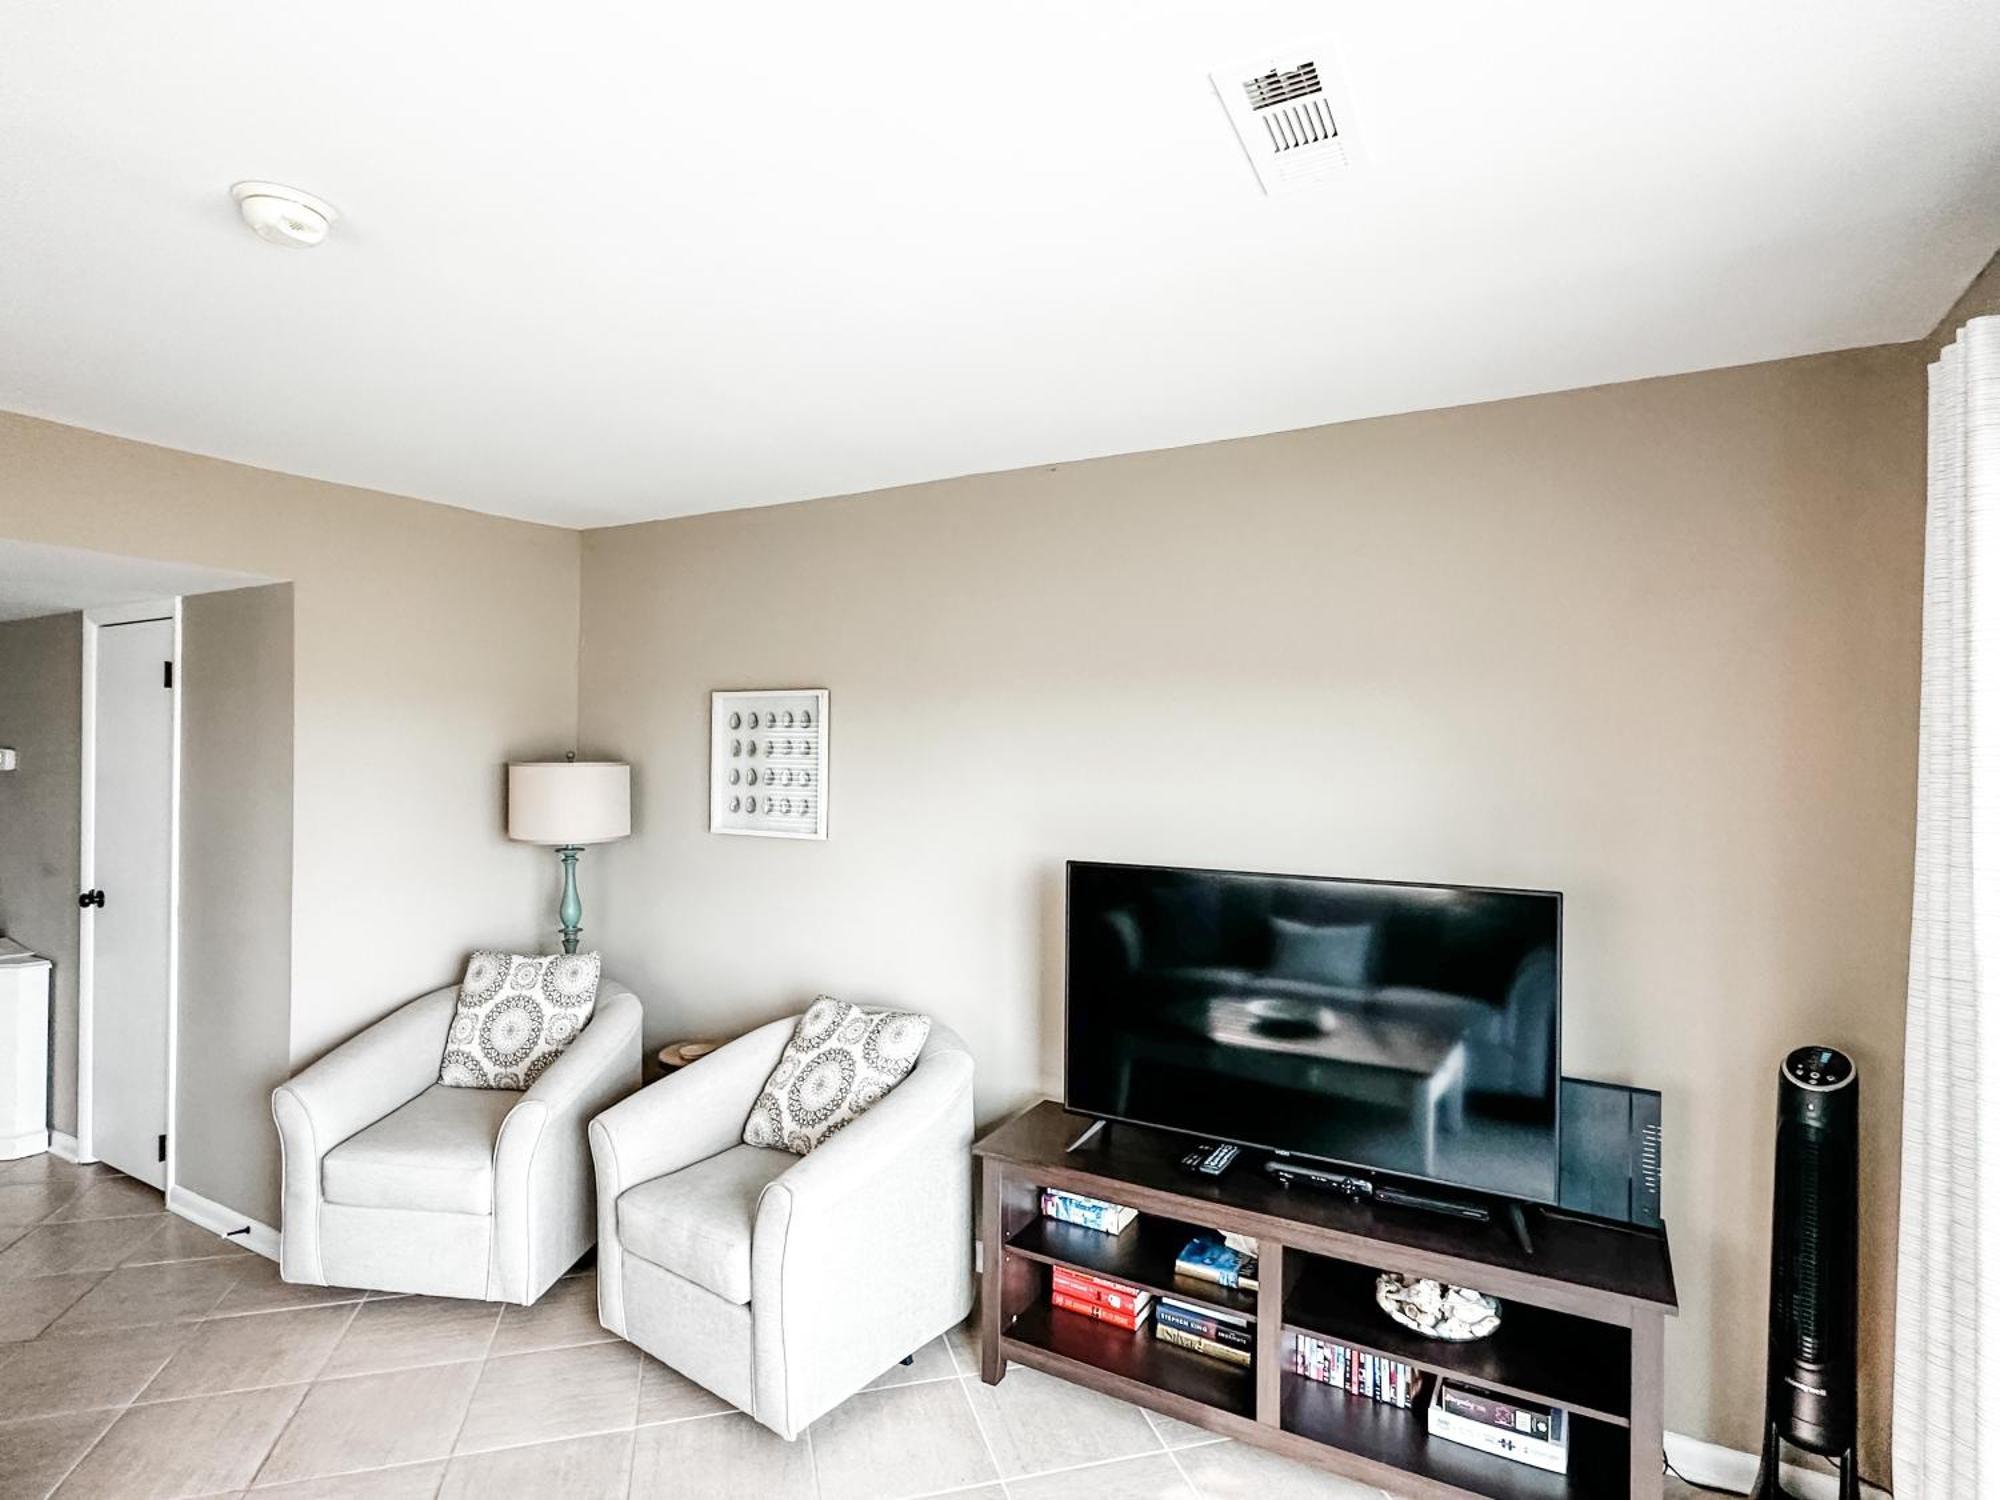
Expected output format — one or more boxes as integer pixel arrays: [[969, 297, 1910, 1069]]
[[1212, 43, 1362, 195]]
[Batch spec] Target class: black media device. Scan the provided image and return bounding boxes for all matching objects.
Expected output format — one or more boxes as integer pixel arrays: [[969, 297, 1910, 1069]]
[[1557, 1077, 1663, 1232], [1064, 861, 1563, 1207], [1751, 1045, 1859, 1500]]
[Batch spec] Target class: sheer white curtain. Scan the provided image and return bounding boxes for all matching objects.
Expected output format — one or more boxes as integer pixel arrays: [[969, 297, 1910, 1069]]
[[1896, 314, 2000, 1497]]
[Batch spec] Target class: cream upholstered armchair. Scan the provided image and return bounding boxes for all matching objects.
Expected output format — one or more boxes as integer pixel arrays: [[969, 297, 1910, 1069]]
[[589, 1015, 974, 1438], [272, 979, 642, 1303]]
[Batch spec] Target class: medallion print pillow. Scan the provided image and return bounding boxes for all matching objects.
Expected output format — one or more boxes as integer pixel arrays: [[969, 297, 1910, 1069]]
[[742, 996, 931, 1155], [438, 951, 601, 1090]]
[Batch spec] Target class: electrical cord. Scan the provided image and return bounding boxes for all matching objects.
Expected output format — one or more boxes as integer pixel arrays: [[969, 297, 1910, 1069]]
[[1663, 1450, 1886, 1498], [1662, 1452, 1745, 1495]]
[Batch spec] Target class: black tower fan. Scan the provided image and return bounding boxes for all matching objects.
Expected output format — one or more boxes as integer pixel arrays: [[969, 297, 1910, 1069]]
[[1750, 1045, 1860, 1500]]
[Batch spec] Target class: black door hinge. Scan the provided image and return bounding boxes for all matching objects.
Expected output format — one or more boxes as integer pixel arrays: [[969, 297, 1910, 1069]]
[[157, 1134, 166, 1163], [78, 889, 105, 909], [163, 661, 173, 688]]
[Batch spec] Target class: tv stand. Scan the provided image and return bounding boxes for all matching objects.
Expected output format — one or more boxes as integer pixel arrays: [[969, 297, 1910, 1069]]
[[977, 1102, 1675, 1500]]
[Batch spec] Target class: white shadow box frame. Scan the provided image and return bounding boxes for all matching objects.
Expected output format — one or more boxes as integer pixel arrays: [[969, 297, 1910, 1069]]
[[710, 689, 829, 840]]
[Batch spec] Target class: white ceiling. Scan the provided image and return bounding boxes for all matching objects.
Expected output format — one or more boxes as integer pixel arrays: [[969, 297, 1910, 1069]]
[[1, 4, 1996, 529], [0, 540, 266, 623]]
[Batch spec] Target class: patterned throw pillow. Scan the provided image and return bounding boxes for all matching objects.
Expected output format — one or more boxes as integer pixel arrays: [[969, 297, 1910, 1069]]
[[742, 996, 931, 1155], [438, 951, 601, 1090]]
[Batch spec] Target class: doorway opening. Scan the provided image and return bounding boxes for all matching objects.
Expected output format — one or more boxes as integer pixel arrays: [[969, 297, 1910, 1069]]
[[0, 537, 290, 1249]]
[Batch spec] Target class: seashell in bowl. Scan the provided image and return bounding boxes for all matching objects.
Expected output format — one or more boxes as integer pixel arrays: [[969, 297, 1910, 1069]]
[[1374, 1272, 1502, 1342]]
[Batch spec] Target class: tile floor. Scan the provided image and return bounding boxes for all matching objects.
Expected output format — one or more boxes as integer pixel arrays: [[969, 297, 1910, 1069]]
[[0, 1154, 1704, 1500]]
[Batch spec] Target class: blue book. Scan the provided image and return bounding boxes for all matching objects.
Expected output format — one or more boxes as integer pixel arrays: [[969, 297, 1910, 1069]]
[[1174, 1237, 1259, 1291]]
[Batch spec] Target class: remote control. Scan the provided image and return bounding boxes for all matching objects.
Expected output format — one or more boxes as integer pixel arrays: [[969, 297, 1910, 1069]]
[[1181, 1142, 1241, 1177]]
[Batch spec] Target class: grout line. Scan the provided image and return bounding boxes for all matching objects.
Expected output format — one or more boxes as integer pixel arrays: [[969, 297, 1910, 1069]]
[[307, 1298, 369, 1382], [43, 1403, 120, 1495], [440, 1288, 510, 1463], [632, 1406, 735, 1433], [956, 1368, 1009, 1493]]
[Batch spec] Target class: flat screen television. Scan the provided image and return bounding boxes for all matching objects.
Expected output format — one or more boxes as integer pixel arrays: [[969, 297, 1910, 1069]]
[[1064, 861, 1562, 1205]]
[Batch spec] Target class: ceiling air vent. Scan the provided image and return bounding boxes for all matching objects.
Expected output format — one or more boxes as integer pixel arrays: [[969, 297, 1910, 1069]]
[[1212, 43, 1362, 196]]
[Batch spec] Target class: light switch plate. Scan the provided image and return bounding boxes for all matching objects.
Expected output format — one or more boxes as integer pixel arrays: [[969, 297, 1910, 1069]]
[[0, 748, 16, 771]]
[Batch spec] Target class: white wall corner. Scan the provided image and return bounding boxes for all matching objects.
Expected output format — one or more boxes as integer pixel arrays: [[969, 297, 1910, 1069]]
[[47, 1129, 83, 1163], [1665, 1430, 1887, 1500], [167, 1183, 280, 1262], [1, 1129, 51, 1161]]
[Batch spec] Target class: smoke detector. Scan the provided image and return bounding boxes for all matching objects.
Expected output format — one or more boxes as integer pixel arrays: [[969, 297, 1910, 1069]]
[[231, 182, 338, 248], [1212, 43, 1363, 195]]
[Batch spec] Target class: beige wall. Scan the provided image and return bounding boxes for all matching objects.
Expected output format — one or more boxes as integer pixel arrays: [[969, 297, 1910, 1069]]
[[577, 343, 1925, 1466], [1924, 249, 2000, 357], [0, 411, 582, 1112], [178, 584, 294, 1224], [0, 611, 82, 1125]]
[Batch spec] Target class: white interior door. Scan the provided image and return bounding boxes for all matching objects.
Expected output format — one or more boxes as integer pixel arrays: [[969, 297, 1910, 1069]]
[[88, 616, 175, 1187]]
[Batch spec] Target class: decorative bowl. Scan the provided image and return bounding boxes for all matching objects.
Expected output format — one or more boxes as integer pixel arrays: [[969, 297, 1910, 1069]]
[[1374, 1272, 1502, 1342]]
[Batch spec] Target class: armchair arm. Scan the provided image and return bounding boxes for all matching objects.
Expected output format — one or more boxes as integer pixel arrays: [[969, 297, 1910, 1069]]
[[270, 985, 458, 1285], [588, 1016, 793, 1199], [588, 1015, 793, 1333], [492, 986, 643, 1301], [750, 1033, 975, 1437]]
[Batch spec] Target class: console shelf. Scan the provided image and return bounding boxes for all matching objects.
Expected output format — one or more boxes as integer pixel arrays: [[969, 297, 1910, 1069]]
[[1281, 1377, 1631, 1500], [1005, 1300, 1256, 1419], [976, 1101, 1676, 1500], [1285, 1254, 1632, 1426], [1005, 1212, 1259, 1321]]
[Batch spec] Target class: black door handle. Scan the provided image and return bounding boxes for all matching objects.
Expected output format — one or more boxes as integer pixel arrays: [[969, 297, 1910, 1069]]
[[78, 890, 104, 909]]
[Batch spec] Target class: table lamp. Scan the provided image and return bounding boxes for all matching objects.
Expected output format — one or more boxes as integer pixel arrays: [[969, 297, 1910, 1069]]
[[507, 759, 631, 954]]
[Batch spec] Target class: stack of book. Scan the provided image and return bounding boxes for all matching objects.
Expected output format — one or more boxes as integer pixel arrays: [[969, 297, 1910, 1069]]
[[1041, 1188, 1137, 1235], [1427, 1379, 1570, 1476], [1049, 1267, 1153, 1329], [1154, 1298, 1252, 1367], [1174, 1234, 1258, 1292], [1293, 1333, 1424, 1408]]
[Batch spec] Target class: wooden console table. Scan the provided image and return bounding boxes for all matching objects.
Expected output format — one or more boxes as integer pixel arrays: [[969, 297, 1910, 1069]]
[[975, 1101, 1677, 1500]]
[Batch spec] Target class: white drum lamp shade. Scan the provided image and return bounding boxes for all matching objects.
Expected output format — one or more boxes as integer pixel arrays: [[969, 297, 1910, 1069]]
[[508, 762, 631, 845], [507, 761, 631, 955]]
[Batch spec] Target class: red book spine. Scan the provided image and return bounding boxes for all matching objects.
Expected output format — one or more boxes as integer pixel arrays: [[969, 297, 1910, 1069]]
[[1050, 1290, 1142, 1330], [1051, 1269, 1146, 1314]]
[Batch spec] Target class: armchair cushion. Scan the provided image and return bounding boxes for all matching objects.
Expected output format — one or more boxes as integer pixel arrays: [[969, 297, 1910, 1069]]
[[741, 997, 931, 1155], [440, 951, 601, 1089], [617, 1143, 792, 1304], [322, 1083, 521, 1214]]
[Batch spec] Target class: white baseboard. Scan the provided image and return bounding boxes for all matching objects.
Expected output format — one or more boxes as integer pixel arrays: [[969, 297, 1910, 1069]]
[[1665, 1430, 1887, 1499], [167, 1184, 280, 1262], [0, 1127, 49, 1160], [47, 1129, 82, 1162]]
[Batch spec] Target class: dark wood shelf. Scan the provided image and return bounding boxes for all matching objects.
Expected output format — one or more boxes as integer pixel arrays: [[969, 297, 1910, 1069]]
[[1003, 1299, 1255, 1420], [975, 1103, 1677, 1315], [1006, 1213, 1260, 1321], [1285, 1254, 1631, 1426], [1281, 1376, 1630, 1500]]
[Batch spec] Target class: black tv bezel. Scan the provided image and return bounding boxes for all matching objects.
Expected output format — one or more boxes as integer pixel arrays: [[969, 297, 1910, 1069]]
[[1061, 858, 1566, 1208]]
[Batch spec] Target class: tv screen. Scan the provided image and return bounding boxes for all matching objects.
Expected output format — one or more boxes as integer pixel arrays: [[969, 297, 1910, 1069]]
[[1064, 862, 1562, 1204]]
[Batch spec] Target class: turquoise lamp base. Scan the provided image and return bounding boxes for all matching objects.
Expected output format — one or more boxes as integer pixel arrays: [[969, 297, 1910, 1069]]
[[556, 845, 585, 955]]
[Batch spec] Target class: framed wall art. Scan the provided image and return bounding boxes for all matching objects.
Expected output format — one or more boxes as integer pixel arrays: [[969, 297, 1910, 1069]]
[[710, 688, 828, 839]]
